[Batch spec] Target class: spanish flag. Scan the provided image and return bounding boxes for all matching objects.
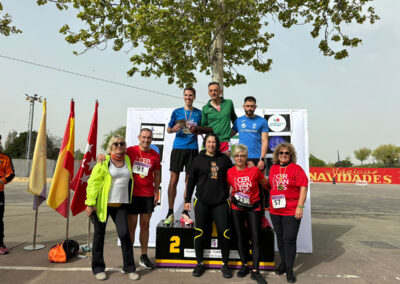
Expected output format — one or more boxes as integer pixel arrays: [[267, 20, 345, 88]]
[[27, 99, 47, 209], [47, 100, 75, 217]]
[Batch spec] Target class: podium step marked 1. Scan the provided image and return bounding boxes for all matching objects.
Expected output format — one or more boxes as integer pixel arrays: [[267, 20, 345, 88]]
[[155, 221, 275, 270]]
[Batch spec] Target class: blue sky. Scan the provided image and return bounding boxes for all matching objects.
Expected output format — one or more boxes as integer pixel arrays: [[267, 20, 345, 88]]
[[0, 0, 398, 164]]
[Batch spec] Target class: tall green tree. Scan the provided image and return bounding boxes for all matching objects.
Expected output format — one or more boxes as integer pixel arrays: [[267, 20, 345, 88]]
[[101, 126, 126, 152], [353, 147, 371, 165], [38, 0, 379, 87], [372, 144, 400, 167], [0, 2, 21, 36], [309, 154, 326, 167]]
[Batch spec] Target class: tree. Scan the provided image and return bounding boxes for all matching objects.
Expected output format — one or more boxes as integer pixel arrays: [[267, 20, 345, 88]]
[[4, 131, 62, 160], [101, 126, 126, 152], [74, 149, 84, 160], [372, 144, 400, 167], [353, 147, 371, 165], [0, 2, 21, 36], [334, 156, 352, 168], [309, 154, 326, 167], [38, 0, 379, 87]]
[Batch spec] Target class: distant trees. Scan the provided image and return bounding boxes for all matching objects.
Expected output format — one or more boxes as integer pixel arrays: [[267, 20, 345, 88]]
[[101, 126, 126, 152], [309, 154, 326, 167], [372, 144, 400, 167], [354, 147, 371, 165]]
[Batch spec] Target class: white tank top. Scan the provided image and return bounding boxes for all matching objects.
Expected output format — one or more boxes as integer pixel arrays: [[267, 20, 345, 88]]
[[108, 161, 130, 204]]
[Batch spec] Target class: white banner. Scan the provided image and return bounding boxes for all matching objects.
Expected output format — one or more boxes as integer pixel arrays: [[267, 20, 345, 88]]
[[126, 108, 312, 253]]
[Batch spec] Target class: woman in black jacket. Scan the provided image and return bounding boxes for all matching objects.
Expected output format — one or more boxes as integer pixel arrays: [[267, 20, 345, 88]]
[[184, 133, 233, 279]]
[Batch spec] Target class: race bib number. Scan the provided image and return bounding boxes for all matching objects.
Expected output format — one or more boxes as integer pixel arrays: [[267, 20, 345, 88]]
[[271, 194, 286, 209], [133, 161, 150, 177], [234, 192, 250, 205]]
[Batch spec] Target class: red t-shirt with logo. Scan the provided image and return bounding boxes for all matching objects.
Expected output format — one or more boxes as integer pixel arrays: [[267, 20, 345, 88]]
[[127, 146, 161, 197], [227, 166, 266, 211], [268, 163, 308, 216]]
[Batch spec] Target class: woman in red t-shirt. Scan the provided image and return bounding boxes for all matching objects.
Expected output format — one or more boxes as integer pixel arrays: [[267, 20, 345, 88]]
[[268, 143, 308, 283], [227, 144, 269, 284]]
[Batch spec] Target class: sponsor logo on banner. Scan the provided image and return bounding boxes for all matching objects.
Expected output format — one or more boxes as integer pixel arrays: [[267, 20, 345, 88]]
[[269, 136, 286, 151], [268, 114, 286, 132], [141, 123, 165, 141]]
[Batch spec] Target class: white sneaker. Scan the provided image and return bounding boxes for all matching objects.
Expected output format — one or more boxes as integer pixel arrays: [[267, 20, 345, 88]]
[[128, 272, 140, 280], [95, 272, 106, 280]]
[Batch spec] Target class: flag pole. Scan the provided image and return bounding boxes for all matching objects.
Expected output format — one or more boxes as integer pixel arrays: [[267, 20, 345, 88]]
[[24, 195, 45, 250], [66, 178, 70, 241]]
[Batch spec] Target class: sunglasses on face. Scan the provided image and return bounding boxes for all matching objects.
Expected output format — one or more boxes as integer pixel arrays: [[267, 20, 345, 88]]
[[234, 154, 247, 158], [113, 142, 126, 147], [279, 151, 290, 155]]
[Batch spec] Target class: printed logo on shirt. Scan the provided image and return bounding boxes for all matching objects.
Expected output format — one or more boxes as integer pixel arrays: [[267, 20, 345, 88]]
[[234, 176, 252, 193], [241, 122, 246, 128], [273, 174, 288, 190], [252, 123, 257, 129], [138, 157, 152, 166], [210, 161, 219, 179]]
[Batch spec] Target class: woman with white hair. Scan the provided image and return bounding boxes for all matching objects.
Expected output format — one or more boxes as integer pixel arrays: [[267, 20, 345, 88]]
[[227, 144, 269, 284]]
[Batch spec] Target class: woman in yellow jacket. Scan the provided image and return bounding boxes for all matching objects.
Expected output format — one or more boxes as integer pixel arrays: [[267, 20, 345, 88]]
[[85, 135, 139, 281]]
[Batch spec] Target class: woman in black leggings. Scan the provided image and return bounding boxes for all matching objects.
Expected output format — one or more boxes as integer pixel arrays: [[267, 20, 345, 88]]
[[227, 144, 269, 284], [184, 133, 233, 279], [268, 143, 308, 283]]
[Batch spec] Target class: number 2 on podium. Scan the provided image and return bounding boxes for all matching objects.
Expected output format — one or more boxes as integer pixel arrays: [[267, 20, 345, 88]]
[[170, 236, 180, 253]]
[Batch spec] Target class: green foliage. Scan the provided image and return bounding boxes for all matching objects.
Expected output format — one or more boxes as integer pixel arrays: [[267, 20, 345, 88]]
[[309, 154, 326, 167], [4, 131, 61, 160], [353, 147, 371, 165], [101, 126, 126, 152], [0, 2, 22, 36], [334, 157, 352, 168], [37, 0, 378, 87], [372, 144, 400, 167], [74, 149, 84, 160]]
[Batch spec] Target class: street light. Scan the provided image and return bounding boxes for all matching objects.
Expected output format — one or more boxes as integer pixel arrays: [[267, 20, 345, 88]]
[[25, 94, 42, 176]]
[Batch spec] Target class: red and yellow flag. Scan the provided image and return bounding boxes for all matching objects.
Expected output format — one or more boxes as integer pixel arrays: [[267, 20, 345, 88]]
[[47, 100, 75, 217]]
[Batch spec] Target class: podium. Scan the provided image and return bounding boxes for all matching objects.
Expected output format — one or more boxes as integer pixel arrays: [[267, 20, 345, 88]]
[[155, 220, 275, 270]]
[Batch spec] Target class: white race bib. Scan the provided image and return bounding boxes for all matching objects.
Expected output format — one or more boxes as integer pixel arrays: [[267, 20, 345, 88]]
[[234, 192, 250, 205], [133, 161, 150, 177], [271, 194, 286, 209]]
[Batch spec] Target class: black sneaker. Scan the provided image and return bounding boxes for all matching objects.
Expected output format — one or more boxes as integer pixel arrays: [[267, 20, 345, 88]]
[[192, 263, 205, 277], [221, 264, 232, 279], [251, 270, 267, 284], [237, 264, 249, 278], [139, 254, 155, 270], [274, 263, 286, 275], [286, 268, 296, 283]]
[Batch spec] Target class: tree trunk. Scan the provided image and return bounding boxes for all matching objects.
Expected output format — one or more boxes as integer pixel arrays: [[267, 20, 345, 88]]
[[211, 0, 226, 92]]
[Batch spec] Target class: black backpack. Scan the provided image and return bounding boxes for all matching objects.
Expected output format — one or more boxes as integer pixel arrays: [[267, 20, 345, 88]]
[[62, 239, 80, 260]]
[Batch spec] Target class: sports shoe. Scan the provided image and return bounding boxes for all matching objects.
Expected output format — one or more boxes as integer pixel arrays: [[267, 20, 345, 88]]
[[192, 263, 205, 277], [251, 270, 267, 284], [237, 264, 249, 278], [139, 254, 155, 270], [128, 272, 140, 280], [180, 213, 193, 225], [286, 268, 296, 283], [95, 272, 106, 280], [0, 245, 9, 255], [221, 263, 232, 278], [274, 263, 286, 275], [164, 214, 174, 226]]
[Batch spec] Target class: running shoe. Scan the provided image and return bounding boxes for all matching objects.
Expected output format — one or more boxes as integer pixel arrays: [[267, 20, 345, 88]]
[[95, 272, 106, 281], [180, 213, 193, 225], [139, 254, 155, 270], [192, 263, 205, 277], [237, 264, 249, 277], [286, 268, 296, 283], [274, 263, 286, 275], [164, 214, 174, 226], [221, 263, 232, 278], [128, 272, 140, 280], [0, 245, 9, 255], [251, 270, 267, 284]]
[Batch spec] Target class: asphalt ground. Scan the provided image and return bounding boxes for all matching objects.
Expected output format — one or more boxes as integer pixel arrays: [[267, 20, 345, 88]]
[[0, 181, 400, 283]]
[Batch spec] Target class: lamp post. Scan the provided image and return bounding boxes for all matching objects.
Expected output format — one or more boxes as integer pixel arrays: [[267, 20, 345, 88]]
[[25, 94, 42, 176]]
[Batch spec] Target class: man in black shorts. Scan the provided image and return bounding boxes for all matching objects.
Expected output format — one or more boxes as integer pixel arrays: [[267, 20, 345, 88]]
[[164, 87, 202, 225]]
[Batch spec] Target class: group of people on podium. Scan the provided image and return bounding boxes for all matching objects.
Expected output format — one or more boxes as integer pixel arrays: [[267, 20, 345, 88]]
[[84, 82, 308, 284]]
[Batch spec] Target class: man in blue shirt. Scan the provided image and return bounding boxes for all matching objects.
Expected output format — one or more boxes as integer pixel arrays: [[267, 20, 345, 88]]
[[164, 87, 202, 225]]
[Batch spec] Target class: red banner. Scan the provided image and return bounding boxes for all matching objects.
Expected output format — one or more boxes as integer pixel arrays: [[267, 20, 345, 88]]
[[309, 167, 400, 184]]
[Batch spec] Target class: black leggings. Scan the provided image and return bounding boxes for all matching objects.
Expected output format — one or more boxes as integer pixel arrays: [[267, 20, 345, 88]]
[[194, 200, 230, 264], [270, 214, 301, 268], [231, 209, 261, 270], [0, 191, 4, 246]]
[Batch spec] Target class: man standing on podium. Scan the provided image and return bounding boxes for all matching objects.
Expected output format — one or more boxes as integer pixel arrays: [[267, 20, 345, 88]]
[[164, 87, 202, 226]]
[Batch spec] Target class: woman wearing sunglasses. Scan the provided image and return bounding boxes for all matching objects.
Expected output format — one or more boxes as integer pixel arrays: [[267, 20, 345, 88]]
[[227, 144, 269, 284], [269, 143, 308, 283], [85, 135, 139, 281]]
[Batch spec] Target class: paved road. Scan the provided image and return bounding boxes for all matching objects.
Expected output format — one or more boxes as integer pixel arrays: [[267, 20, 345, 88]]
[[1, 181, 400, 283]]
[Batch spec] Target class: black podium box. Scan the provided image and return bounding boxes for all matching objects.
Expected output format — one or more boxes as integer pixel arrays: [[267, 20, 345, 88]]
[[155, 220, 274, 270]]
